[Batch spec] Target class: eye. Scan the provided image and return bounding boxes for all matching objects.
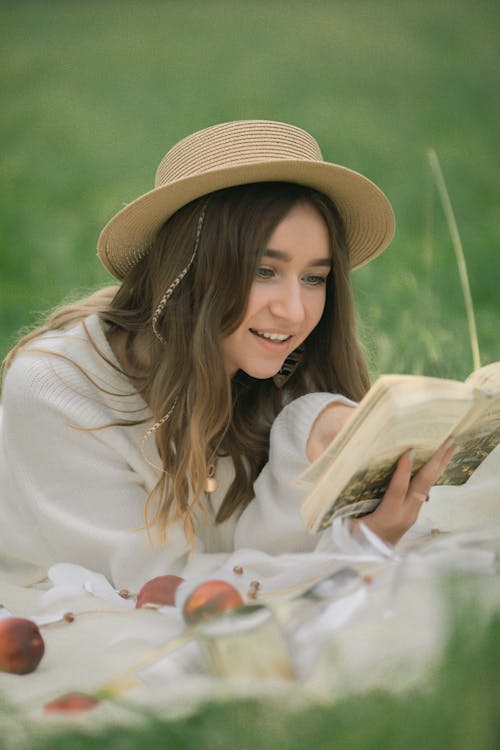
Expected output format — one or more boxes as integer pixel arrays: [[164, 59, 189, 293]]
[[303, 274, 328, 286], [255, 266, 275, 280]]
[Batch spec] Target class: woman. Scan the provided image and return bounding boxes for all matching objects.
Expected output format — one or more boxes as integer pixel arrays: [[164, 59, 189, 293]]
[[0, 120, 454, 588]]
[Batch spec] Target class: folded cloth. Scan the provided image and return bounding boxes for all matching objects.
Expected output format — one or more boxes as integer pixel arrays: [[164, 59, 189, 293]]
[[417, 443, 500, 533]]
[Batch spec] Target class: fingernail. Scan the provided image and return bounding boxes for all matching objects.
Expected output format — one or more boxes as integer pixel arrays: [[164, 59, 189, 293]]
[[444, 437, 456, 451], [408, 449, 416, 462]]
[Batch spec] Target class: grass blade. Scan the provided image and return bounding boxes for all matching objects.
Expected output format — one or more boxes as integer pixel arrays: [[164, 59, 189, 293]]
[[427, 149, 481, 371]]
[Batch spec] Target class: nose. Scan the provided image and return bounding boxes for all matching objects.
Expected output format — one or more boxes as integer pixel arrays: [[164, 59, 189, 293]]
[[269, 279, 306, 324]]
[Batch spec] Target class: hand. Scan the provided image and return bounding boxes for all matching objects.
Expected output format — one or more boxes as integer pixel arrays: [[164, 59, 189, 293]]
[[307, 402, 356, 463], [352, 440, 457, 545]]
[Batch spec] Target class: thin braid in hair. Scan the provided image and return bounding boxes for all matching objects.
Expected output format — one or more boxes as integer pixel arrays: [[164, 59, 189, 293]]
[[143, 204, 206, 470], [152, 204, 207, 344], [140, 397, 178, 472]]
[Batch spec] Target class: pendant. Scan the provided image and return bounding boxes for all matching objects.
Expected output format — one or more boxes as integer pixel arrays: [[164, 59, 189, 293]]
[[205, 464, 218, 494], [205, 476, 218, 493]]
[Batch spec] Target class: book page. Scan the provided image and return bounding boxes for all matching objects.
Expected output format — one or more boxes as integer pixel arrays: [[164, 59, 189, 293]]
[[300, 375, 474, 532], [298, 377, 390, 486], [465, 361, 500, 393], [436, 391, 500, 486], [298, 375, 469, 486], [312, 401, 469, 529]]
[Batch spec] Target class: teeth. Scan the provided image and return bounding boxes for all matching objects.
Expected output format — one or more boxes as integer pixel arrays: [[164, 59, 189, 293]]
[[255, 331, 290, 342]]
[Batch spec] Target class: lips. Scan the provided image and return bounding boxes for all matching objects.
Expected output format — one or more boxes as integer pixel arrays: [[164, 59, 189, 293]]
[[250, 328, 293, 343]]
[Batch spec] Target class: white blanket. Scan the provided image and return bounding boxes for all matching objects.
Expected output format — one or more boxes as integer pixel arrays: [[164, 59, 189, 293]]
[[0, 515, 499, 731]]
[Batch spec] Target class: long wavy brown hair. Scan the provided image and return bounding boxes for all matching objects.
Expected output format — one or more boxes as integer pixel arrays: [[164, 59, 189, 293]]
[[4, 182, 370, 542]]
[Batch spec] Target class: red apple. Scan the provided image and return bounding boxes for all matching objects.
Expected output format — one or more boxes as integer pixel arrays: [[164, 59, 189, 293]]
[[135, 574, 185, 609], [0, 617, 45, 675], [44, 691, 100, 713], [182, 580, 244, 624]]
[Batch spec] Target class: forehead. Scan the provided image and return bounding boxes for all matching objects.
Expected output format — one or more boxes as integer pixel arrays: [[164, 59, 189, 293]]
[[264, 202, 331, 261]]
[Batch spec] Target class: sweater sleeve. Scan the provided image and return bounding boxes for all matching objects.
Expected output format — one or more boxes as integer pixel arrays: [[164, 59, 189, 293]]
[[234, 392, 356, 553], [0, 350, 191, 590]]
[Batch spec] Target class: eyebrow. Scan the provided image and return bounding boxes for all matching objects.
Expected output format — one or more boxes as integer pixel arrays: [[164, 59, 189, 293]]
[[263, 248, 331, 267]]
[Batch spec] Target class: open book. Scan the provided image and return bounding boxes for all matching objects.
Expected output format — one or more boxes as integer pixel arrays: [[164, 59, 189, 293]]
[[298, 362, 500, 532]]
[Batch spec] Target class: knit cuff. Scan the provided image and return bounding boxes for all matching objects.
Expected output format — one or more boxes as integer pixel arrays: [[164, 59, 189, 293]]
[[271, 392, 357, 467]]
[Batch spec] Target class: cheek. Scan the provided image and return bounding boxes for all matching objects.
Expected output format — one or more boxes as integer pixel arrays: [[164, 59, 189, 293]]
[[308, 291, 327, 328], [244, 283, 265, 317], [222, 286, 260, 345]]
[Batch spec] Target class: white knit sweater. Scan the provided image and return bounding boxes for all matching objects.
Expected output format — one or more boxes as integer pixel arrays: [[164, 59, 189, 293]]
[[0, 315, 353, 589]]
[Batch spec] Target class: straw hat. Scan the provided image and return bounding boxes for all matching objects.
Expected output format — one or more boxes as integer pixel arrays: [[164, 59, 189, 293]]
[[97, 120, 395, 279]]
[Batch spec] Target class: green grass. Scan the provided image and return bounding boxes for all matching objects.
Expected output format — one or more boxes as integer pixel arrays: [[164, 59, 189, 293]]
[[1, 0, 499, 378]]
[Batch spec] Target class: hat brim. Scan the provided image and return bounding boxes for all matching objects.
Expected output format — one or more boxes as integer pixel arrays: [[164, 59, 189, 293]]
[[98, 159, 395, 279]]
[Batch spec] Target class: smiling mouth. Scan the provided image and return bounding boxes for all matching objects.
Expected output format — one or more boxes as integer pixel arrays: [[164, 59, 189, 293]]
[[250, 329, 293, 343]]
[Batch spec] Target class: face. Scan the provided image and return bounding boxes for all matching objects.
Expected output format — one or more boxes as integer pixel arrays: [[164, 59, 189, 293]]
[[220, 202, 331, 379]]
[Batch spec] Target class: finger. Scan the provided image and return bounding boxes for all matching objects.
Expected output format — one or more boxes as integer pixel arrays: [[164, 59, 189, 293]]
[[410, 490, 429, 504], [409, 439, 456, 497], [435, 439, 457, 475], [381, 449, 413, 510]]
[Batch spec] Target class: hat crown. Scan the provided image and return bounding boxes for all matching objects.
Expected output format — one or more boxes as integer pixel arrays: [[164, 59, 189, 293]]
[[155, 120, 323, 188]]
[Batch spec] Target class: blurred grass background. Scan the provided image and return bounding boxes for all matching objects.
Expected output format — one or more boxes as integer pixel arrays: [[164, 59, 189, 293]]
[[1, 0, 498, 378]]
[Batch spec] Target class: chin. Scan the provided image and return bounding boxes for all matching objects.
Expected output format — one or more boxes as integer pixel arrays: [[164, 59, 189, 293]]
[[240, 365, 282, 380]]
